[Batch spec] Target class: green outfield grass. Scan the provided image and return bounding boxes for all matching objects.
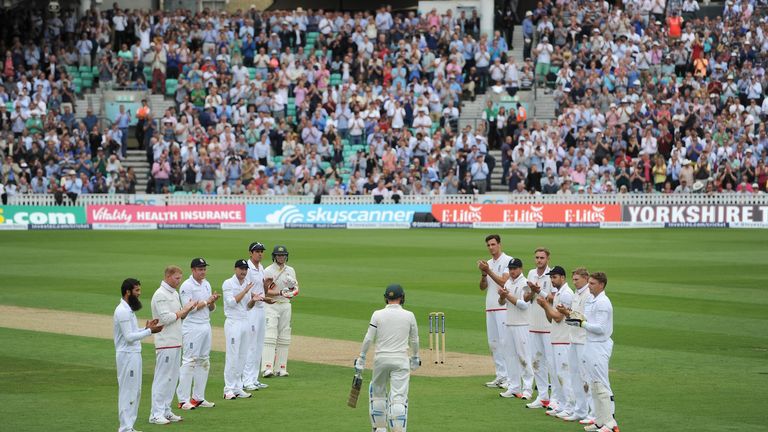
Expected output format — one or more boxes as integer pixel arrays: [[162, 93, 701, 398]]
[[1, 229, 767, 431]]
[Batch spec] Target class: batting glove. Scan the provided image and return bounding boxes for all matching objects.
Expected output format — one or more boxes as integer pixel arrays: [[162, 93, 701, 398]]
[[565, 317, 586, 328], [354, 356, 365, 374], [410, 356, 421, 371]]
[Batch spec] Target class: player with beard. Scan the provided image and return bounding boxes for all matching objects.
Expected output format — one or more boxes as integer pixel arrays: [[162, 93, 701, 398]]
[[113, 278, 163, 432]]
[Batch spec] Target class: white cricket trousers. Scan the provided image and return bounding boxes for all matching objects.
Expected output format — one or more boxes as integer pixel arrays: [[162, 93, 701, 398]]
[[116, 352, 141, 432], [584, 339, 615, 427], [550, 343, 572, 409], [262, 302, 292, 372], [528, 331, 553, 401], [568, 343, 592, 419], [150, 347, 181, 420], [370, 355, 410, 431], [177, 322, 212, 403], [243, 306, 266, 386], [224, 318, 249, 394], [503, 325, 533, 394], [485, 310, 507, 381]]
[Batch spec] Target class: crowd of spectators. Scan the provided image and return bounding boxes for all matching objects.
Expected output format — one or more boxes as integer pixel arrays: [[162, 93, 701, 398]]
[[501, 0, 768, 195], [0, 1, 767, 204]]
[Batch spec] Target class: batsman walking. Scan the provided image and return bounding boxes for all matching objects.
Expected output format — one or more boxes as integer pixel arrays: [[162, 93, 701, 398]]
[[355, 284, 420, 432]]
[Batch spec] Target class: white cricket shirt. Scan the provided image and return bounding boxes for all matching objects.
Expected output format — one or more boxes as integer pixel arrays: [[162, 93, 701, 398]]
[[485, 253, 511, 311], [180, 276, 213, 326], [363, 304, 419, 356], [504, 273, 530, 326], [570, 284, 590, 344], [113, 299, 151, 353], [151, 281, 183, 348], [550, 283, 574, 344], [222, 274, 250, 320], [527, 267, 553, 332], [584, 291, 613, 343]]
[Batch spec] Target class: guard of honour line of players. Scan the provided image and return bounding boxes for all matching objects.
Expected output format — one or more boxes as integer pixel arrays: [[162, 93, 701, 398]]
[[113, 235, 617, 432], [480, 234, 619, 432], [112, 242, 299, 432]]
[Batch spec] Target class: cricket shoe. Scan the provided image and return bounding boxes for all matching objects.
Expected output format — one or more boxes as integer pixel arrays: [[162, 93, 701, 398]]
[[165, 413, 183, 422], [224, 392, 237, 400], [276, 370, 289, 377], [561, 414, 581, 422], [235, 391, 252, 398], [584, 424, 601, 432], [179, 401, 196, 410], [148, 416, 170, 425], [485, 377, 506, 388], [556, 410, 574, 419], [545, 408, 562, 417], [192, 399, 215, 408], [499, 381, 509, 389], [580, 417, 596, 425], [521, 391, 532, 400], [262, 369, 275, 378], [243, 384, 258, 391], [256, 382, 269, 389], [499, 389, 523, 398], [526, 399, 549, 409]]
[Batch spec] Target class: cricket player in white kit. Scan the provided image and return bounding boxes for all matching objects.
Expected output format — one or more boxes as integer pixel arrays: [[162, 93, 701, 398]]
[[149, 266, 196, 425], [525, 247, 555, 409], [566, 272, 619, 432], [497, 258, 535, 400], [557, 267, 594, 423], [177, 258, 220, 410], [477, 234, 511, 388], [222, 259, 257, 400], [535, 266, 575, 418], [114, 278, 163, 432], [355, 284, 420, 432], [262, 245, 300, 377], [243, 242, 274, 390]]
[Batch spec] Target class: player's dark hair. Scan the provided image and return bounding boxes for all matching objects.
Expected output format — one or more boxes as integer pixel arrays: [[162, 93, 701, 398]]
[[485, 234, 501, 244], [121, 278, 141, 296]]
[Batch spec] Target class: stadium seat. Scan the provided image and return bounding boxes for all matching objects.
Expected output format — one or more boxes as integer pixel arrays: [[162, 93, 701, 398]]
[[78, 65, 90, 73], [248, 67, 256, 79], [165, 79, 178, 96]]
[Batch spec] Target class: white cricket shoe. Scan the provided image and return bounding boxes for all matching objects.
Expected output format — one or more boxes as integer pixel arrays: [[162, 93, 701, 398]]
[[556, 410, 574, 419], [580, 417, 596, 425], [235, 391, 252, 399], [584, 424, 599, 432], [521, 391, 532, 400], [224, 392, 237, 400], [256, 382, 269, 389], [179, 401, 196, 410], [499, 381, 509, 390], [276, 370, 289, 377], [485, 377, 505, 388], [262, 369, 274, 378], [194, 400, 215, 408], [149, 416, 170, 425], [165, 413, 183, 422], [499, 389, 523, 398], [545, 408, 562, 417], [561, 414, 581, 422], [243, 384, 258, 391], [526, 399, 549, 409]]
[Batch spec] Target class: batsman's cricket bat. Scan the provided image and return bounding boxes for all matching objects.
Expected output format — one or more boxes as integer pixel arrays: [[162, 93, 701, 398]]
[[347, 371, 363, 408]]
